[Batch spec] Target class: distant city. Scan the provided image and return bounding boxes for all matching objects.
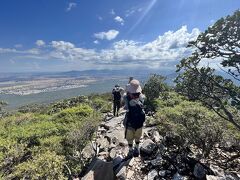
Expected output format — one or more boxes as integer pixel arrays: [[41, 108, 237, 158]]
[[0, 69, 177, 109]]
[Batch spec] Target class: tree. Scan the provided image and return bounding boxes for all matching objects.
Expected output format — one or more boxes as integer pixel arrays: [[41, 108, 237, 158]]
[[176, 10, 240, 130], [186, 10, 240, 80], [143, 74, 168, 111]]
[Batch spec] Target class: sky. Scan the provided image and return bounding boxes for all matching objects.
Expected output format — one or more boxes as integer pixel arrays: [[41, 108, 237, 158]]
[[0, 0, 239, 73]]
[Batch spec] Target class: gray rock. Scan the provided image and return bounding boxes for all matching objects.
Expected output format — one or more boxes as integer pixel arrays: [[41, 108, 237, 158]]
[[210, 164, 225, 177], [109, 148, 116, 159], [173, 172, 187, 180], [82, 143, 95, 159], [97, 137, 110, 151], [151, 155, 164, 166], [98, 127, 107, 134], [225, 172, 240, 180], [206, 175, 225, 180], [104, 115, 124, 129], [140, 139, 157, 155], [106, 128, 128, 146], [82, 158, 114, 180], [152, 130, 163, 143], [147, 169, 158, 180], [194, 163, 207, 179]]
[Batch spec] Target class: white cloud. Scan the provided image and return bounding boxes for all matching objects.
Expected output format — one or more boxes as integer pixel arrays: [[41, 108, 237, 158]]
[[27, 48, 40, 55], [114, 16, 124, 25], [51, 41, 75, 50], [66, 2, 77, 12], [36, 40, 45, 47], [96, 26, 200, 65], [0, 48, 17, 53], [94, 30, 119, 41], [50, 41, 97, 61], [0, 26, 200, 70], [110, 9, 115, 15], [93, 40, 99, 44]]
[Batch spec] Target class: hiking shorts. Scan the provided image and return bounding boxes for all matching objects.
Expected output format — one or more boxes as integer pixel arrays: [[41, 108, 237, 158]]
[[125, 127, 142, 145]]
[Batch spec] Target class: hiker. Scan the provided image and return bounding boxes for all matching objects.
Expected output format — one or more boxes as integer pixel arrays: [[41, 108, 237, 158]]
[[112, 84, 124, 117], [124, 79, 145, 158]]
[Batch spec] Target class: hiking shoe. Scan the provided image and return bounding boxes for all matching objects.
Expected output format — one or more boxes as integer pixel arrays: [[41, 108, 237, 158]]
[[133, 147, 140, 157]]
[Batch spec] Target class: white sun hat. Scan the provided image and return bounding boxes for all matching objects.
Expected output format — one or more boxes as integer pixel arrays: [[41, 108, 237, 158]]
[[127, 79, 142, 93]]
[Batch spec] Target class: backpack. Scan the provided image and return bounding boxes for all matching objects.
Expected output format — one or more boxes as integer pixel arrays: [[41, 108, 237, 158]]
[[126, 100, 145, 129], [112, 89, 121, 101]]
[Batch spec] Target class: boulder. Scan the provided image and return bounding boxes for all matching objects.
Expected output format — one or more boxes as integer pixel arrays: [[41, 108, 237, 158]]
[[82, 143, 95, 159], [140, 139, 157, 156], [82, 158, 114, 180]]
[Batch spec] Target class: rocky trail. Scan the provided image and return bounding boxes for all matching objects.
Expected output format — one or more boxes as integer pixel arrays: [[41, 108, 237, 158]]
[[79, 110, 240, 180]]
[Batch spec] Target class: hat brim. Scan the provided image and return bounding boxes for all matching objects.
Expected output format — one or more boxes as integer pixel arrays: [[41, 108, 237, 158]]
[[127, 85, 142, 94]]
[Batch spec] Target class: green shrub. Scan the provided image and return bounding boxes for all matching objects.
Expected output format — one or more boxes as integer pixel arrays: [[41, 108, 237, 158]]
[[0, 94, 108, 178], [62, 118, 100, 176], [10, 150, 66, 179], [91, 97, 112, 113], [157, 100, 224, 157], [0, 140, 27, 178], [143, 74, 169, 111], [53, 104, 94, 124]]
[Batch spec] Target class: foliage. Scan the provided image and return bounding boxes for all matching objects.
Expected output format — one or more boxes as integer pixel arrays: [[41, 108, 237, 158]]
[[0, 100, 8, 118], [186, 10, 240, 80], [90, 97, 112, 113], [48, 95, 89, 114], [0, 94, 104, 179], [143, 74, 169, 111], [176, 10, 240, 130], [156, 96, 224, 157], [10, 150, 66, 179], [62, 118, 100, 176]]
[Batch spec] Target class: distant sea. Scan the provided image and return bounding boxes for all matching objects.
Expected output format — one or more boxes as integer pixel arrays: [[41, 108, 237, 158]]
[[0, 77, 152, 110]]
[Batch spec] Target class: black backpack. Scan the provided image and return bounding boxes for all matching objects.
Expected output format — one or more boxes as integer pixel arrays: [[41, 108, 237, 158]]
[[127, 100, 145, 129], [112, 89, 121, 101]]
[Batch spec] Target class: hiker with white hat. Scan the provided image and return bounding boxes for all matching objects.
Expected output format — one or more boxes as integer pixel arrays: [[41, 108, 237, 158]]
[[123, 79, 145, 158]]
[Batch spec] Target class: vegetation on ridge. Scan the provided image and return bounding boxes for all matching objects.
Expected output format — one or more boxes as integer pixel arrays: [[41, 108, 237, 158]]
[[0, 10, 240, 179]]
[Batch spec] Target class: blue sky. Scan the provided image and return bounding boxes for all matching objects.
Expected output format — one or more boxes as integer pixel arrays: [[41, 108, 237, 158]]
[[0, 0, 239, 72]]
